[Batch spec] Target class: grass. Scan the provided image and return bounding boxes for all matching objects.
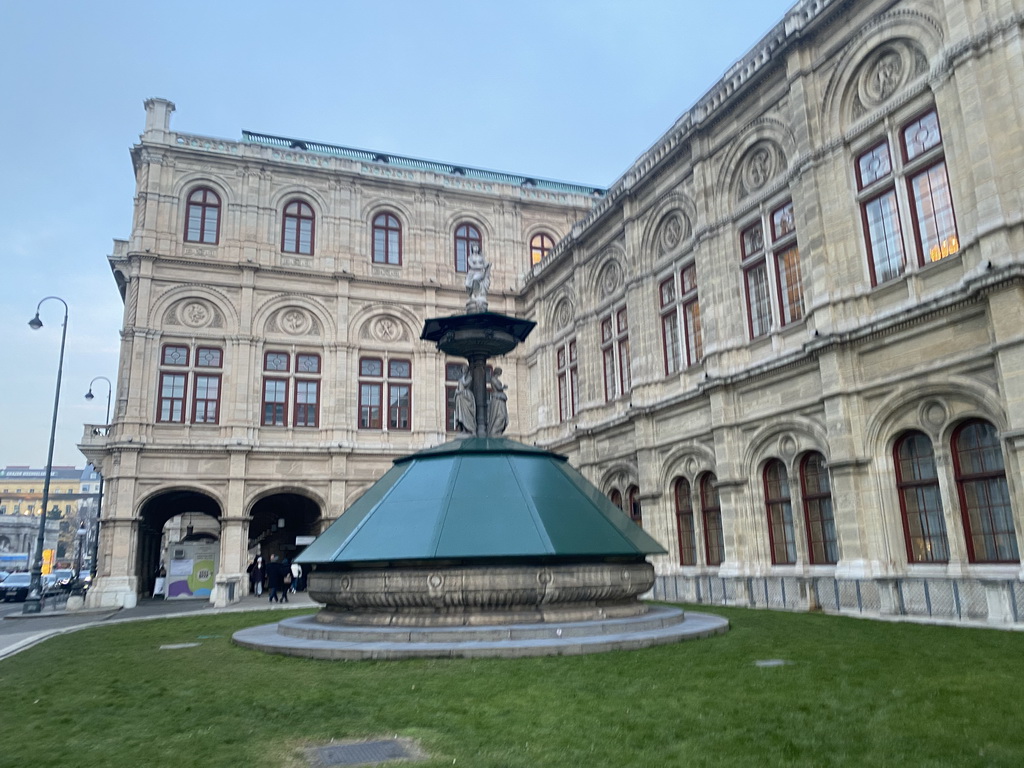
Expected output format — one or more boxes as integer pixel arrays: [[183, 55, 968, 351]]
[[1, 605, 1022, 767]]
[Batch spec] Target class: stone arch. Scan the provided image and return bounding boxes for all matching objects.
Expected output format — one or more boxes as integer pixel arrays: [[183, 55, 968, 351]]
[[444, 211, 493, 243], [599, 461, 639, 498], [864, 377, 1006, 459], [349, 302, 420, 347], [659, 441, 718, 495], [589, 245, 628, 305], [172, 172, 236, 208], [267, 185, 329, 217], [639, 193, 697, 267], [252, 294, 336, 340], [821, 9, 943, 134], [742, 417, 829, 480], [716, 117, 796, 209], [361, 198, 414, 227], [547, 290, 577, 335], [150, 284, 239, 332]]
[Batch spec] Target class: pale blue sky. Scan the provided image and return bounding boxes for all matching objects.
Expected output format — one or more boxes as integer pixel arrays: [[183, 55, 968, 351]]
[[1, 0, 794, 467]]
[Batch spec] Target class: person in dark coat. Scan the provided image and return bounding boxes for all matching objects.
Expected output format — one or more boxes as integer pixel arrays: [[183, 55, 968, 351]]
[[266, 554, 289, 603], [247, 555, 265, 597]]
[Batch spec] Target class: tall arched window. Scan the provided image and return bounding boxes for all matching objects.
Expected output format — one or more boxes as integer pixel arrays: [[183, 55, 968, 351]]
[[952, 420, 1018, 563], [801, 452, 837, 564], [627, 485, 642, 527], [530, 233, 554, 265], [454, 223, 481, 272], [372, 212, 402, 265], [609, 489, 623, 511], [701, 473, 724, 566], [184, 187, 221, 244], [282, 200, 315, 255], [894, 431, 949, 562], [674, 478, 697, 565], [764, 459, 796, 564]]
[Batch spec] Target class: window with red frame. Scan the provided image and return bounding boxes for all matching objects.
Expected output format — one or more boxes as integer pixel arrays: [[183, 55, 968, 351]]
[[261, 351, 321, 427], [659, 263, 702, 375], [359, 356, 412, 431], [454, 223, 481, 272], [952, 420, 1018, 563], [627, 485, 642, 527], [701, 473, 724, 566], [893, 431, 949, 563], [740, 201, 802, 339], [556, 339, 578, 422], [530, 233, 555, 265], [674, 477, 697, 565], [371, 212, 402, 265], [157, 344, 224, 425], [856, 108, 958, 286], [600, 306, 630, 402], [800, 452, 838, 564], [282, 200, 315, 255], [764, 459, 797, 564], [184, 187, 220, 244]]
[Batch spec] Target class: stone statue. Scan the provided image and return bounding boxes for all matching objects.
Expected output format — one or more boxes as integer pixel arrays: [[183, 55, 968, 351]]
[[453, 366, 476, 434], [487, 367, 509, 436], [465, 244, 491, 312]]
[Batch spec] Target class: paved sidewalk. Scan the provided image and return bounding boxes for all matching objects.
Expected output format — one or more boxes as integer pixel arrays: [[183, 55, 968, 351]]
[[0, 591, 319, 661]]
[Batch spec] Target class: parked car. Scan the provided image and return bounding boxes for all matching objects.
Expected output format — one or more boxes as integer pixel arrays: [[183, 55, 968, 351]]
[[0, 573, 59, 602], [52, 569, 76, 590]]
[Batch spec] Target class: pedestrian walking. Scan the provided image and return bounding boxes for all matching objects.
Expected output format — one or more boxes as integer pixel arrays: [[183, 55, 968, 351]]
[[247, 555, 265, 597], [266, 554, 289, 603], [289, 560, 302, 593]]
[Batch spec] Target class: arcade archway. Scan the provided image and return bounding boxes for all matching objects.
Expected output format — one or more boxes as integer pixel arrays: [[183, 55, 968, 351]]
[[138, 490, 221, 598], [248, 493, 322, 563]]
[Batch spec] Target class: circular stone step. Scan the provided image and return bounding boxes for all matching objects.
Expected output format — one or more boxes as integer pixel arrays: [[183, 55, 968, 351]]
[[231, 606, 728, 660]]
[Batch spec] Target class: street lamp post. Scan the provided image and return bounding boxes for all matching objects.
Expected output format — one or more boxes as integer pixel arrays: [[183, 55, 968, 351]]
[[23, 296, 69, 615], [74, 522, 87, 580], [84, 376, 112, 582]]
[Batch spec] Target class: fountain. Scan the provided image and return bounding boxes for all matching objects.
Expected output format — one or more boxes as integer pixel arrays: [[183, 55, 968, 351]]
[[233, 246, 728, 658]]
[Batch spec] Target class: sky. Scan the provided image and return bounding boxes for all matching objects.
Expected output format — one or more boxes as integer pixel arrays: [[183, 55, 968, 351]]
[[0, 0, 795, 468]]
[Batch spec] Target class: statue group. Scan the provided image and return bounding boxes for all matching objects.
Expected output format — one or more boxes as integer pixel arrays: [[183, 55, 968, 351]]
[[453, 365, 508, 437]]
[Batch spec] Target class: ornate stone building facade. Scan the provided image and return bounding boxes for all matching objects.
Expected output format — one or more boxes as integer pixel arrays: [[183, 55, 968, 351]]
[[84, 0, 1024, 625]]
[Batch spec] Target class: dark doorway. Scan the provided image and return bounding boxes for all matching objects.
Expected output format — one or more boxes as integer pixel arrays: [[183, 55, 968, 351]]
[[249, 493, 321, 562], [138, 490, 221, 598]]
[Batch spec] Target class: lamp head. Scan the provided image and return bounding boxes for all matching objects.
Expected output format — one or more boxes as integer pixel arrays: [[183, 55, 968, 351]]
[[28, 314, 43, 330], [85, 390, 95, 401]]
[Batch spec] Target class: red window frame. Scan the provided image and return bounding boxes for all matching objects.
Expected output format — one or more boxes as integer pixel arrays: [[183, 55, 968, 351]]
[[701, 474, 724, 566], [627, 485, 642, 527], [454, 223, 481, 273], [158, 372, 187, 423], [294, 379, 320, 428], [184, 187, 220, 244], [556, 340, 578, 421], [675, 478, 697, 566], [261, 379, 288, 427], [371, 212, 402, 265], [894, 431, 949, 563], [530, 233, 555, 265], [800, 452, 838, 565], [952, 420, 1018, 563], [192, 374, 221, 424], [282, 199, 315, 255], [764, 459, 796, 565]]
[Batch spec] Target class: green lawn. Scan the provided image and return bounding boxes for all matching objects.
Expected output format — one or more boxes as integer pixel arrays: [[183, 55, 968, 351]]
[[1, 605, 1021, 767]]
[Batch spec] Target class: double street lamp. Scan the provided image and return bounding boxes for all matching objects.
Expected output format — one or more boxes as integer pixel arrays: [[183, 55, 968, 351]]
[[84, 376, 112, 582], [23, 296, 69, 615]]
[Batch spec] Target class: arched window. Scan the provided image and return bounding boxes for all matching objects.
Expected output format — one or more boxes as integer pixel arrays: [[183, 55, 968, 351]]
[[764, 459, 796, 564], [675, 478, 697, 565], [530, 233, 554, 265], [609, 488, 623, 511], [700, 473, 724, 566], [454, 223, 481, 272], [952, 420, 1018, 563], [894, 431, 949, 562], [282, 200, 315, 255], [801, 452, 837, 564], [371, 212, 402, 265], [184, 187, 220, 244], [627, 485, 642, 527]]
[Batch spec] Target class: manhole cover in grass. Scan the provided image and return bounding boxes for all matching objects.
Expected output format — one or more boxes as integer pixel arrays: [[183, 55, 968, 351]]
[[306, 738, 426, 767]]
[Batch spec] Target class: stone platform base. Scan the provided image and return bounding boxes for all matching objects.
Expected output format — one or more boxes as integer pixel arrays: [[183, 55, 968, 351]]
[[231, 605, 728, 660]]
